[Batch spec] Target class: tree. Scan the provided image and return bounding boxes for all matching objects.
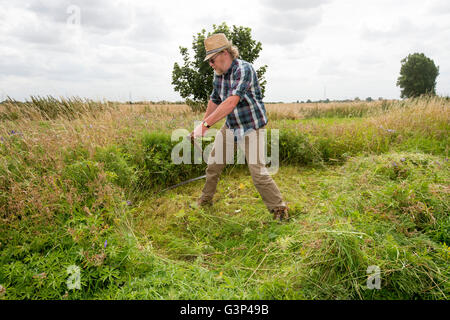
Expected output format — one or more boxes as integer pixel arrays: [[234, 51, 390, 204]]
[[172, 22, 267, 112], [396, 53, 439, 98]]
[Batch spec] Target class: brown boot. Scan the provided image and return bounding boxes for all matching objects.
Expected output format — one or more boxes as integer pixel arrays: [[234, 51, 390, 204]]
[[197, 198, 213, 207], [271, 206, 289, 221]]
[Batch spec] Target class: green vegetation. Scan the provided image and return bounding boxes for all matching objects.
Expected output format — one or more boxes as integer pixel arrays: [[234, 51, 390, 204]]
[[0, 96, 448, 299], [397, 53, 440, 98]]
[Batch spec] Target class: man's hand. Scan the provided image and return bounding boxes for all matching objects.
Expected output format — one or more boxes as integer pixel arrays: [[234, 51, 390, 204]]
[[190, 121, 208, 139], [189, 96, 239, 139]]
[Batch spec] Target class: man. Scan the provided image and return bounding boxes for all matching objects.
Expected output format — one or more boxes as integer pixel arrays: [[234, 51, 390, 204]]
[[190, 33, 289, 221]]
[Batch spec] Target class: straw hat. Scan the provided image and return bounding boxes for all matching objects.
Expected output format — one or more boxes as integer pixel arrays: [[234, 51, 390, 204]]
[[203, 33, 232, 62]]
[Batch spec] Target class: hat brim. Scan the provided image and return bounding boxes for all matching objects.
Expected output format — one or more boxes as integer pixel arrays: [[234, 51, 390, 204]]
[[204, 53, 216, 62], [203, 45, 229, 62]]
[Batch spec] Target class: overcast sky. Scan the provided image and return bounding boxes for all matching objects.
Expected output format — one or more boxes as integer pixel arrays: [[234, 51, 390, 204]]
[[1, 0, 449, 102]]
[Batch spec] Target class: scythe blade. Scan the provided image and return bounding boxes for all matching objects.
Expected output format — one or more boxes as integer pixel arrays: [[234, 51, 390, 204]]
[[158, 134, 206, 194]]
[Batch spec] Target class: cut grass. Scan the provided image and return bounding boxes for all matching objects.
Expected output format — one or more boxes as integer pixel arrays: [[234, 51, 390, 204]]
[[113, 152, 449, 299]]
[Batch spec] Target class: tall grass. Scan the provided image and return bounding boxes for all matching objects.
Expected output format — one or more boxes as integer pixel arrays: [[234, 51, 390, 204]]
[[266, 96, 447, 120], [0, 96, 118, 121], [266, 99, 397, 120]]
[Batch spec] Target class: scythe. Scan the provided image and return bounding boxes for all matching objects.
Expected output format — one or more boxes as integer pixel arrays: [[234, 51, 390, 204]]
[[158, 134, 207, 194]]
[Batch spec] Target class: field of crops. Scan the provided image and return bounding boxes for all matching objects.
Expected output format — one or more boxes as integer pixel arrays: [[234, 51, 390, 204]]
[[0, 96, 448, 299]]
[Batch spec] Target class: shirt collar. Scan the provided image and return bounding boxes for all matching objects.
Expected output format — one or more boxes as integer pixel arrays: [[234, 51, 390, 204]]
[[223, 59, 238, 76]]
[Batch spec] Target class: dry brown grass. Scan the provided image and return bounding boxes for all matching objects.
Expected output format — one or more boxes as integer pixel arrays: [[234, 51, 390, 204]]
[[367, 96, 449, 139], [0, 103, 196, 222], [0, 103, 195, 160], [117, 103, 190, 114], [265, 100, 396, 119], [1, 98, 447, 172]]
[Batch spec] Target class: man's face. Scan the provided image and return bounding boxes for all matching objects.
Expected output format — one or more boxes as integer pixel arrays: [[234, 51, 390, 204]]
[[208, 50, 229, 76]]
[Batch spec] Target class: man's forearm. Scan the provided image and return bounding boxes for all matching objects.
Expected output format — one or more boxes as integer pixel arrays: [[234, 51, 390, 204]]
[[203, 100, 219, 121], [204, 96, 240, 127]]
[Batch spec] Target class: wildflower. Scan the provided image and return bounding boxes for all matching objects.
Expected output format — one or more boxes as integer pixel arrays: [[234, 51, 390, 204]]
[[392, 161, 398, 167], [386, 129, 395, 133], [400, 158, 406, 162], [104, 240, 107, 248], [8, 130, 22, 136], [126, 200, 132, 206]]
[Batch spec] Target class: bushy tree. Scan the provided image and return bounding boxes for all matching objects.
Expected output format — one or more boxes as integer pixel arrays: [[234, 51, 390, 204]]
[[172, 22, 267, 112], [396, 53, 439, 98]]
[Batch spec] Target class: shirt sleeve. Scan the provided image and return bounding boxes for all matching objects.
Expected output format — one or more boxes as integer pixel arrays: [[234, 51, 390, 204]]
[[230, 63, 252, 99], [210, 86, 222, 105], [209, 73, 222, 104]]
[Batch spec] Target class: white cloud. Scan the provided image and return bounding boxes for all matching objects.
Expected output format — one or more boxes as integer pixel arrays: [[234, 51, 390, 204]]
[[27, 0, 134, 33], [427, 0, 450, 15], [255, 26, 308, 47], [254, 2, 328, 47], [0, 0, 448, 102], [361, 18, 438, 43], [260, 0, 330, 11]]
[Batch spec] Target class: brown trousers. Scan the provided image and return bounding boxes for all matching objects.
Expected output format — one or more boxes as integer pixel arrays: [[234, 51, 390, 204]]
[[199, 124, 285, 211]]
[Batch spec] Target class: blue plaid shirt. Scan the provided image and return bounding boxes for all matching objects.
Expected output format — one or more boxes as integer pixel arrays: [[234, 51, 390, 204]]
[[210, 58, 268, 140]]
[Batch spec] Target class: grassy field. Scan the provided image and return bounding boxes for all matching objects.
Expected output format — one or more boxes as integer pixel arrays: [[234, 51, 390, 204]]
[[0, 96, 448, 299]]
